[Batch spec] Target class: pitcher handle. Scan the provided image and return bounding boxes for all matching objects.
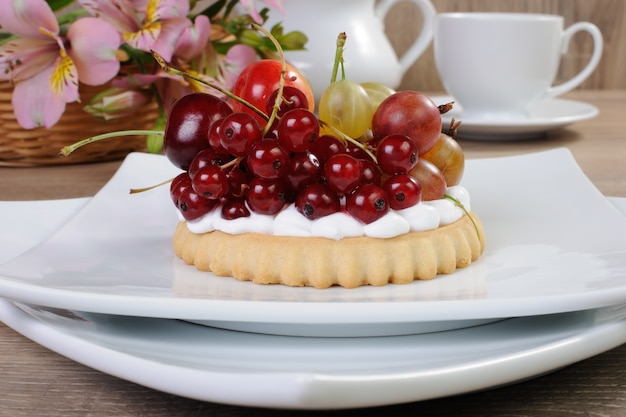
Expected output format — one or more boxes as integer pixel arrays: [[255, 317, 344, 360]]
[[375, 0, 436, 75], [545, 22, 603, 99]]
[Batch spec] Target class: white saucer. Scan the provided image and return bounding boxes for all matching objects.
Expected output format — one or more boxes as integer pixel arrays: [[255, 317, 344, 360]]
[[1, 300, 625, 409], [432, 96, 598, 140], [1, 150, 626, 337]]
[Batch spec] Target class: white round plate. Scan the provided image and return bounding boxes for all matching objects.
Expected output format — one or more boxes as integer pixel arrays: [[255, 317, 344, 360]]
[[1, 300, 625, 410], [433, 96, 598, 140], [1, 150, 626, 337]]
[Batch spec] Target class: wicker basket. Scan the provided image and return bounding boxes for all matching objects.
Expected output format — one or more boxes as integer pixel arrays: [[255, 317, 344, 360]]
[[0, 81, 158, 167]]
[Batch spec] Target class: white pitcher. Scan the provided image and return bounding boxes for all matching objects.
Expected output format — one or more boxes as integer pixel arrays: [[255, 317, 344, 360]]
[[265, 0, 436, 100]]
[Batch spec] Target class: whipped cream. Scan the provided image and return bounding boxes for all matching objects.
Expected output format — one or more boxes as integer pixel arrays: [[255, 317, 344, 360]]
[[179, 185, 471, 240]]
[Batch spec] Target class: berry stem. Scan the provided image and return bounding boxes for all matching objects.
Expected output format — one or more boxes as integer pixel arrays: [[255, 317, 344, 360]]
[[443, 194, 481, 240], [129, 177, 174, 194], [151, 50, 269, 122], [59, 130, 162, 156], [330, 32, 347, 83], [250, 22, 286, 136], [318, 120, 377, 163]]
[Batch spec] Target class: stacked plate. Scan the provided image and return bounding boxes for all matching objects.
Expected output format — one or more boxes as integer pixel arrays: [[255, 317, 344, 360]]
[[1, 149, 625, 410]]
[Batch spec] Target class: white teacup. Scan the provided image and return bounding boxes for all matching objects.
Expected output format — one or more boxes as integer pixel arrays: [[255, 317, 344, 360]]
[[434, 13, 603, 119]]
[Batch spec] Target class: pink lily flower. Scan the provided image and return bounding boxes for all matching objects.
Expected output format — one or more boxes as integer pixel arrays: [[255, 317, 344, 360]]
[[0, 0, 122, 129], [79, 0, 191, 62]]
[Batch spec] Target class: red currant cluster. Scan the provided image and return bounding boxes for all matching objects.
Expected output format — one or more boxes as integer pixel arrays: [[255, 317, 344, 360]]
[[166, 87, 436, 225]]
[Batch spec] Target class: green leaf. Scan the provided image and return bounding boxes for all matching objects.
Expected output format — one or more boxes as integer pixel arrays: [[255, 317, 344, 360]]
[[46, 0, 76, 12]]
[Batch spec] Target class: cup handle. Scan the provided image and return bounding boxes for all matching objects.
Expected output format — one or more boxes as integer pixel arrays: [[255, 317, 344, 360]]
[[546, 22, 603, 99], [375, 0, 436, 75]]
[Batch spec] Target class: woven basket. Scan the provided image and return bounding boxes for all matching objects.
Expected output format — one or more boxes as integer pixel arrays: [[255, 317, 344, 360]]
[[0, 81, 158, 167]]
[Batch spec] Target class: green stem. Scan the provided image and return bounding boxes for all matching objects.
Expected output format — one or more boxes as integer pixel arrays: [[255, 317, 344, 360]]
[[318, 120, 377, 163], [330, 32, 347, 83], [59, 130, 162, 157], [151, 50, 269, 122], [129, 177, 174, 194], [443, 194, 481, 241], [251, 22, 286, 136]]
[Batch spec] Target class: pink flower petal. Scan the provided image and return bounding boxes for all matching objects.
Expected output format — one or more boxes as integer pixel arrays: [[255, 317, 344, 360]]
[[150, 17, 191, 62], [67, 17, 122, 85], [49, 54, 80, 103], [151, 0, 189, 21], [0, 0, 59, 38], [174, 15, 211, 62], [12, 66, 67, 129], [77, 0, 141, 33], [0, 37, 58, 82]]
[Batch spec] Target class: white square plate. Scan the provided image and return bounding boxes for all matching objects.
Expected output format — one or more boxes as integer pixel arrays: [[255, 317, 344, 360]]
[[0, 148, 625, 337]]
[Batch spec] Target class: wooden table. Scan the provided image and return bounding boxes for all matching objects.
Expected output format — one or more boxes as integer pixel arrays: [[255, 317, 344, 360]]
[[1, 90, 625, 416]]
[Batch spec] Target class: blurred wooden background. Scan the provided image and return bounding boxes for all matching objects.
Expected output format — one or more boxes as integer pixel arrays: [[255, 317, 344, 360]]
[[384, 0, 626, 91]]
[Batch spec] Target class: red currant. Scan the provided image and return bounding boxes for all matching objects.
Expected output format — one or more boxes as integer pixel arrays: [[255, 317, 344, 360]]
[[382, 173, 421, 210], [285, 152, 321, 191], [246, 178, 288, 215], [375, 133, 418, 174], [177, 186, 218, 221], [276, 108, 319, 153], [308, 135, 345, 164], [346, 184, 389, 224], [246, 140, 290, 179], [221, 197, 251, 220], [295, 183, 340, 220], [191, 165, 230, 200], [219, 112, 263, 156], [323, 153, 363, 195]]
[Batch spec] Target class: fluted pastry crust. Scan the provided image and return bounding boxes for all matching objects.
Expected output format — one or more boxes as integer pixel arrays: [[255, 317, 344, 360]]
[[173, 212, 486, 289]]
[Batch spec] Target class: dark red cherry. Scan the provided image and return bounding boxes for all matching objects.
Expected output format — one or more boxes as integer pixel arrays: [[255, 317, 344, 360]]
[[163, 93, 232, 170]]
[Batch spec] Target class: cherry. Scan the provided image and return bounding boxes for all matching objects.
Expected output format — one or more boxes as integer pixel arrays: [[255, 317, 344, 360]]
[[295, 183, 340, 220], [163, 93, 232, 170], [346, 184, 389, 224]]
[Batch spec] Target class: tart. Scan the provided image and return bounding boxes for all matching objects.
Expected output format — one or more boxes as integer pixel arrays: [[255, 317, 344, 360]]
[[173, 210, 485, 289]]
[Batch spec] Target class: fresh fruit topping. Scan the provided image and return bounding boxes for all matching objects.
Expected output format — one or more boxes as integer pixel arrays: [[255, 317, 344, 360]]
[[383, 174, 422, 210], [371, 90, 442, 155], [163, 93, 232, 170], [346, 184, 389, 224], [230, 59, 315, 126], [421, 119, 465, 186], [296, 183, 341, 220], [375, 134, 418, 175]]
